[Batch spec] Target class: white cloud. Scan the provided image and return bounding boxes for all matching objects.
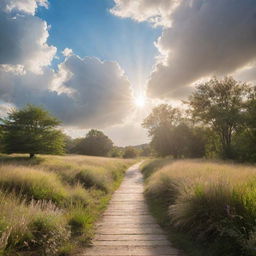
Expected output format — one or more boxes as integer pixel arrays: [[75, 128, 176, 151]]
[[62, 48, 73, 57], [0, 0, 56, 74], [110, 0, 179, 27], [0, 54, 133, 128], [0, 0, 48, 15], [112, 0, 256, 99], [52, 55, 133, 127]]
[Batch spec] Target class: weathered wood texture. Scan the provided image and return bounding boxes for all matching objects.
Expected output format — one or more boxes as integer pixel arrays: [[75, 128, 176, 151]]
[[79, 162, 184, 256]]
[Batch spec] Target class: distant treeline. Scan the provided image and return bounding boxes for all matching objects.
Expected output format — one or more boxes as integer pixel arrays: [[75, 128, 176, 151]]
[[143, 76, 256, 162], [1, 76, 255, 161], [65, 132, 151, 158], [0, 105, 149, 158]]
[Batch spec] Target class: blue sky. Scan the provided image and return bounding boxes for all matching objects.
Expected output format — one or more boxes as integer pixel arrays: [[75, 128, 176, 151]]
[[37, 0, 161, 91], [1, 0, 255, 146]]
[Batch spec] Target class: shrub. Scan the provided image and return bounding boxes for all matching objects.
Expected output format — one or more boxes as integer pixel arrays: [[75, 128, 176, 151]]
[[67, 207, 93, 237]]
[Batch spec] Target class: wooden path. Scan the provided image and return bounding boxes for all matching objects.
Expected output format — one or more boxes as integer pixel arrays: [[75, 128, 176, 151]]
[[79, 162, 184, 256]]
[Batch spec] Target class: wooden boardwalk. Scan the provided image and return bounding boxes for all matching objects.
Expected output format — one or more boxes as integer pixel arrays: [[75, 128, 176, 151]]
[[79, 162, 184, 256]]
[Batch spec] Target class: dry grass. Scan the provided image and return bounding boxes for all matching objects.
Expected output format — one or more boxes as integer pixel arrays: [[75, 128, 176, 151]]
[[143, 159, 256, 256], [0, 154, 136, 256]]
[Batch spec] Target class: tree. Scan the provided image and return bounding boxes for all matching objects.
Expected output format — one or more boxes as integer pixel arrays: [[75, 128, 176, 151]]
[[142, 104, 181, 137], [143, 104, 207, 158], [63, 135, 83, 154], [1, 105, 64, 158], [188, 77, 248, 159], [140, 144, 152, 157], [110, 146, 123, 158], [123, 146, 138, 158], [75, 129, 113, 156], [232, 86, 256, 162]]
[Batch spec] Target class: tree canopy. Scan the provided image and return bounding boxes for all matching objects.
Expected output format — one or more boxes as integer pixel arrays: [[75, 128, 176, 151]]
[[75, 129, 113, 156], [123, 146, 138, 159], [188, 77, 249, 158], [1, 105, 64, 158], [143, 104, 206, 158]]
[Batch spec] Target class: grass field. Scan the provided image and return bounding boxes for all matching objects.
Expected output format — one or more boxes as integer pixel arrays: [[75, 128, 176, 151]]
[[142, 159, 256, 256], [0, 154, 136, 256]]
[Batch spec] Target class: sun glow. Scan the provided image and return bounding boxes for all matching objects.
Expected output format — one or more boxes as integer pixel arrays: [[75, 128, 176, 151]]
[[134, 94, 146, 108]]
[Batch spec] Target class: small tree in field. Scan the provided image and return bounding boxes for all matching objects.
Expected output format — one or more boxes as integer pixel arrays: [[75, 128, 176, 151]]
[[123, 146, 138, 159], [75, 129, 113, 156], [1, 105, 64, 158]]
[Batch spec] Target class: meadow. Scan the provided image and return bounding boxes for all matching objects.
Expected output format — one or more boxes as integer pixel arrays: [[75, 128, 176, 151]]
[[0, 154, 136, 256], [142, 159, 256, 256]]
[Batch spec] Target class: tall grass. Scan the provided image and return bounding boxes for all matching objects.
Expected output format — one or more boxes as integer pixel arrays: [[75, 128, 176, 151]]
[[0, 192, 69, 256], [143, 159, 256, 256], [0, 154, 136, 256]]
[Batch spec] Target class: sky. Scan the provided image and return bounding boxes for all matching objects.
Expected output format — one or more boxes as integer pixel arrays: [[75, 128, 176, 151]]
[[1, 0, 256, 146]]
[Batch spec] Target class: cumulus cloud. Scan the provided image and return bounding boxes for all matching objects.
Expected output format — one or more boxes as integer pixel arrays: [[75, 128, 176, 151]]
[[0, 0, 48, 15], [111, 0, 179, 27], [0, 0, 56, 74], [51, 55, 133, 127], [0, 55, 132, 128], [112, 0, 256, 99], [62, 48, 73, 57], [0, 0, 133, 129]]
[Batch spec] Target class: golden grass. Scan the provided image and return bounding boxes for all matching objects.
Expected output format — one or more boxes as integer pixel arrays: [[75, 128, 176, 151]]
[[143, 159, 256, 256], [0, 154, 136, 256]]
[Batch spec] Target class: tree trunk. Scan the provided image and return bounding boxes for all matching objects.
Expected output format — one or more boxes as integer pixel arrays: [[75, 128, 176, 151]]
[[29, 153, 35, 158]]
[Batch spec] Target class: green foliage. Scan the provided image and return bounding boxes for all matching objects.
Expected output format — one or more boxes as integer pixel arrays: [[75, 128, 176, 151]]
[[142, 77, 256, 161], [142, 104, 181, 137], [75, 129, 113, 156], [110, 146, 123, 158], [123, 146, 138, 158], [188, 77, 249, 159], [1, 105, 64, 158], [143, 104, 207, 158], [139, 144, 152, 157], [28, 215, 70, 256]]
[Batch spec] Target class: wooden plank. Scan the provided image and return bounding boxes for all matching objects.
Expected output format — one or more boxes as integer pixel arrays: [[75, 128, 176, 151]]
[[78, 163, 184, 256]]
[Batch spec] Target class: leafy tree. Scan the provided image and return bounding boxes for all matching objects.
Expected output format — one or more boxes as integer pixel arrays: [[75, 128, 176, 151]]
[[188, 77, 248, 159], [110, 146, 123, 158], [143, 104, 207, 158], [232, 86, 256, 162], [1, 105, 64, 158], [142, 104, 181, 137], [63, 135, 84, 154], [123, 146, 138, 159], [140, 144, 152, 157], [75, 129, 113, 156], [142, 104, 178, 157]]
